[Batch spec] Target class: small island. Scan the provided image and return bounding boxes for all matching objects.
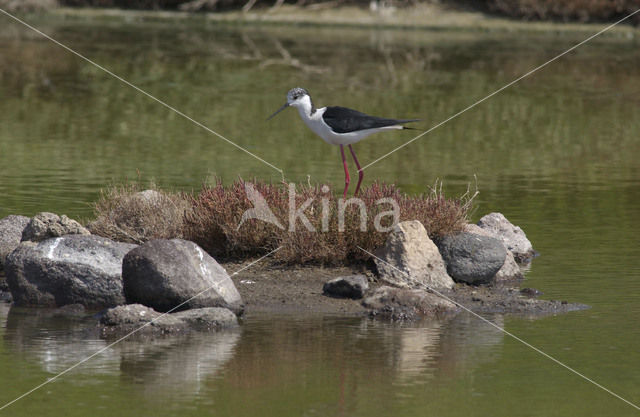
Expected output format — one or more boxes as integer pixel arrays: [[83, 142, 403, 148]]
[[0, 181, 587, 337]]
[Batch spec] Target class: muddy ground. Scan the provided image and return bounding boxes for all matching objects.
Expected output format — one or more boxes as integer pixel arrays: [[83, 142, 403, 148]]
[[226, 261, 588, 319], [0, 262, 588, 320]]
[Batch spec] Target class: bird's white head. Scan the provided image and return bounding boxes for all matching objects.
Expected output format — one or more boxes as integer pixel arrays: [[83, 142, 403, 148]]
[[267, 87, 314, 120], [286, 87, 310, 107]]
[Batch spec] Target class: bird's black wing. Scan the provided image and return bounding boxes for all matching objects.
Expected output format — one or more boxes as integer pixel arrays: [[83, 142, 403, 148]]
[[322, 106, 419, 134]]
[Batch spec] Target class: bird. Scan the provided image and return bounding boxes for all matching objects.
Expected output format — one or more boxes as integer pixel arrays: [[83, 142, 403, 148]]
[[267, 87, 419, 199]]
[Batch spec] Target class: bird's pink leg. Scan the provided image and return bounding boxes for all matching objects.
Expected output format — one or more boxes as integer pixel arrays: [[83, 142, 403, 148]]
[[348, 145, 364, 196], [340, 145, 350, 199]]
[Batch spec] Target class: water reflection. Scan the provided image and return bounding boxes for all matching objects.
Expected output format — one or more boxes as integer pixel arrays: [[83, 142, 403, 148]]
[[360, 314, 505, 384], [218, 313, 506, 391], [3, 307, 117, 375], [2, 305, 240, 398], [116, 330, 241, 398], [2, 303, 507, 398]]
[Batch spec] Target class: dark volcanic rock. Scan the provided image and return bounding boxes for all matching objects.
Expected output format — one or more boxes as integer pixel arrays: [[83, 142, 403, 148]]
[[447, 285, 588, 315], [363, 286, 458, 320], [172, 308, 238, 330], [477, 213, 535, 263], [21, 212, 90, 243], [100, 304, 238, 337], [5, 235, 136, 308], [122, 239, 243, 315], [465, 224, 523, 281], [0, 215, 30, 272], [437, 232, 506, 285], [323, 275, 369, 299], [520, 287, 543, 298]]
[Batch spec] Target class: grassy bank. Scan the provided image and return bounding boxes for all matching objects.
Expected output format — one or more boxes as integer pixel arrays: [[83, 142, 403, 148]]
[[46, 5, 640, 36], [4, 0, 640, 25], [1, 1, 638, 36], [88, 180, 474, 264]]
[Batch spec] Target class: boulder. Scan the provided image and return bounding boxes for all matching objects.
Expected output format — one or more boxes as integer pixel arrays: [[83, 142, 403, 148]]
[[494, 251, 523, 281], [21, 212, 90, 242], [465, 224, 523, 281], [134, 189, 164, 203], [477, 213, 535, 263], [173, 307, 238, 330], [100, 304, 238, 336], [323, 275, 369, 299], [122, 239, 243, 315], [374, 220, 454, 290], [363, 286, 458, 320], [5, 235, 136, 308], [437, 232, 506, 285], [0, 215, 30, 272], [100, 303, 171, 327]]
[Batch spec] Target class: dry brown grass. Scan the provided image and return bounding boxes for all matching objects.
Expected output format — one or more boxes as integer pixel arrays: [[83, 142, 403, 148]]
[[90, 179, 475, 264], [88, 184, 191, 244]]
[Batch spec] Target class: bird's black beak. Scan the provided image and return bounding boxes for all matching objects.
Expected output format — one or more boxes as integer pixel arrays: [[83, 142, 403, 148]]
[[267, 103, 289, 121]]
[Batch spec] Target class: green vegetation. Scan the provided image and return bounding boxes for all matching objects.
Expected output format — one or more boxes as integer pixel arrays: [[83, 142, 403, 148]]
[[89, 180, 473, 264]]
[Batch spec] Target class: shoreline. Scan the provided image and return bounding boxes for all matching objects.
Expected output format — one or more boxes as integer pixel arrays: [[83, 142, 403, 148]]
[[227, 261, 588, 319], [37, 5, 640, 38], [0, 207, 587, 326], [1, 261, 589, 322]]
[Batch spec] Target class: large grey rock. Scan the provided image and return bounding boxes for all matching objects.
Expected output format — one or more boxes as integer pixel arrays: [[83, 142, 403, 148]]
[[122, 239, 243, 314], [437, 232, 506, 285], [465, 224, 523, 281], [21, 212, 90, 242], [477, 213, 535, 263], [0, 215, 30, 272], [374, 221, 454, 290], [323, 275, 369, 299], [100, 304, 238, 337], [5, 235, 136, 308], [363, 286, 458, 320]]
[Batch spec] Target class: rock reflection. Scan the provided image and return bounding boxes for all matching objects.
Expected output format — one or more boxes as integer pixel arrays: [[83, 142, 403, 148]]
[[358, 314, 504, 384], [2, 305, 241, 398], [3, 300, 509, 405], [3, 306, 118, 375], [116, 330, 241, 398], [437, 314, 505, 377], [0, 303, 9, 329], [217, 313, 506, 395]]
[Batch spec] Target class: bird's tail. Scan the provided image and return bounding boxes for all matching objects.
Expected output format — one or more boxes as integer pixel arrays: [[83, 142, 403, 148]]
[[399, 118, 421, 131]]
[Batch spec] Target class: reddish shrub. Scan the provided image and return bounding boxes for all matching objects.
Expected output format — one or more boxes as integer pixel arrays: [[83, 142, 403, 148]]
[[185, 179, 473, 264]]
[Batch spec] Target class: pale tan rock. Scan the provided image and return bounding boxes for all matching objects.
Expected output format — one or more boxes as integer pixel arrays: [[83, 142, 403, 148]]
[[374, 220, 454, 290], [477, 213, 535, 263]]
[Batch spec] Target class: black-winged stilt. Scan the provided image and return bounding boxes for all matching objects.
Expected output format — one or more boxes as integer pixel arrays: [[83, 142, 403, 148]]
[[268, 87, 419, 198]]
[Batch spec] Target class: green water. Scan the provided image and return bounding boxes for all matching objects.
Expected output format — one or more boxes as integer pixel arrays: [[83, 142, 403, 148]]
[[1, 14, 640, 416]]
